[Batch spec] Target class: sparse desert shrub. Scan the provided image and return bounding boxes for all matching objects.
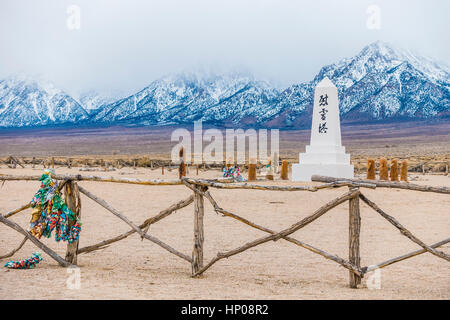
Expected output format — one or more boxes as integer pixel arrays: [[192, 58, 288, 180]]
[[137, 157, 152, 167], [433, 163, 447, 173]]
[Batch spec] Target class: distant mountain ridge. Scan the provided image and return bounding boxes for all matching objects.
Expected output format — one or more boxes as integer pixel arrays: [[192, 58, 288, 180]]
[[0, 41, 448, 128], [0, 76, 88, 127]]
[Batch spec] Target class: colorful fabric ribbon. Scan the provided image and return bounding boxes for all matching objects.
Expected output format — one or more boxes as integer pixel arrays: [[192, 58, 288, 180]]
[[223, 166, 245, 182], [29, 169, 82, 243], [4, 253, 43, 269]]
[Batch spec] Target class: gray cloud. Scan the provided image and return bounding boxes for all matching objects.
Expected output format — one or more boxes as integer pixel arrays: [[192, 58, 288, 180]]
[[0, 0, 448, 98]]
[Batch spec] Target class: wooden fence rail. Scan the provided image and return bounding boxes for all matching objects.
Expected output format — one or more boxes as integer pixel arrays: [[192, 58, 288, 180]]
[[0, 174, 448, 289]]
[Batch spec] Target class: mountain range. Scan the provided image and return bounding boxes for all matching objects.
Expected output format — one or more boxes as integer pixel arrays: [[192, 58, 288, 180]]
[[0, 41, 448, 128]]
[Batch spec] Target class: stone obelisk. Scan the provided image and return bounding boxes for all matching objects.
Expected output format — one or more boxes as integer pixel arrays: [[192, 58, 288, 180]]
[[292, 77, 354, 181]]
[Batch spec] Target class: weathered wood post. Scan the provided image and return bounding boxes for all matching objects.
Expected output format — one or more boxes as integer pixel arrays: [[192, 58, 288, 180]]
[[280, 160, 289, 180], [192, 185, 206, 276], [400, 160, 408, 182], [64, 180, 81, 264], [366, 159, 376, 180], [379, 158, 389, 180], [179, 147, 186, 179], [390, 159, 399, 181], [349, 187, 361, 288]]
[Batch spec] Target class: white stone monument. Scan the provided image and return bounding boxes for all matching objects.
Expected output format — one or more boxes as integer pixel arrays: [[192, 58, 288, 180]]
[[292, 77, 354, 181]]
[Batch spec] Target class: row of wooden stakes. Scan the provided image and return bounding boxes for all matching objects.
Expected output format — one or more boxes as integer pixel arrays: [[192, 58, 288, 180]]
[[177, 159, 291, 181], [367, 158, 408, 182]]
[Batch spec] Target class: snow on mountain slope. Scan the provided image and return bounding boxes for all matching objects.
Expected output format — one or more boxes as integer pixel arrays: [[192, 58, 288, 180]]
[[76, 91, 116, 114], [0, 76, 88, 127], [270, 41, 449, 127], [90, 72, 280, 125], [0, 41, 448, 128]]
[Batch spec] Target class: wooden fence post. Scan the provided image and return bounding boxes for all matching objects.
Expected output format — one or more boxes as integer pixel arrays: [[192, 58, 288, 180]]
[[349, 188, 361, 288], [64, 180, 81, 264], [192, 186, 206, 276]]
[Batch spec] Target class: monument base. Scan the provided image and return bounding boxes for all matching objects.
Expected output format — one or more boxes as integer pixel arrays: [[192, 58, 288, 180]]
[[291, 163, 354, 182]]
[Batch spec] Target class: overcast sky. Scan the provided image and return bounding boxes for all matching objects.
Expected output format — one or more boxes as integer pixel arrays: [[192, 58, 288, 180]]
[[0, 0, 448, 98]]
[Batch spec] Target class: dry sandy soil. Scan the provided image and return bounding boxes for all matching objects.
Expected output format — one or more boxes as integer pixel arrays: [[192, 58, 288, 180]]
[[0, 166, 449, 300]]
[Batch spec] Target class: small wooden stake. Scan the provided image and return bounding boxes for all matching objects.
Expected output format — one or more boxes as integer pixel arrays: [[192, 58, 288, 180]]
[[52, 157, 55, 169], [64, 181, 81, 264], [179, 147, 186, 179], [367, 159, 375, 180], [390, 159, 399, 181], [379, 158, 389, 181], [280, 160, 289, 180], [400, 160, 408, 182], [348, 189, 361, 288], [248, 164, 257, 181], [162, 166, 164, 175], [192, 186, 206, 276]]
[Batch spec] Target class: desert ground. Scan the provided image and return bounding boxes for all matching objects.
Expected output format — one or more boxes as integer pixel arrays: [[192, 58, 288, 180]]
[[0, 165, 449, 300]]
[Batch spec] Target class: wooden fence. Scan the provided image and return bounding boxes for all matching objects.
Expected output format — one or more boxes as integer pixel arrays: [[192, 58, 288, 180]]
[[0, 173, 449, 288]]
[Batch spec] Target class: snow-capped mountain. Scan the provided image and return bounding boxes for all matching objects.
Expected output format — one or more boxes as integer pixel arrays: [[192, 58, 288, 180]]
[[89, 72, 280, 126], [0, 76, 88, 127], [267, 41, 450, 127], [0, 41, 448, 128], [90, 41, 448, 127]]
